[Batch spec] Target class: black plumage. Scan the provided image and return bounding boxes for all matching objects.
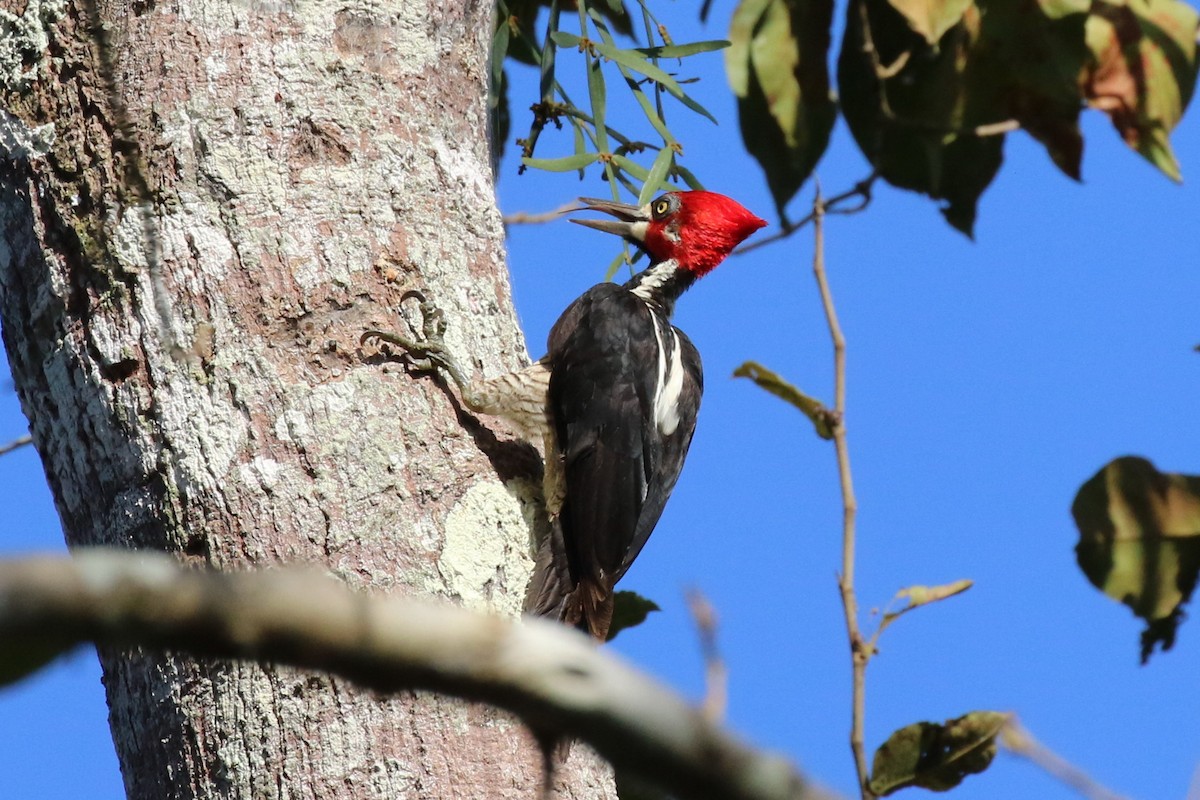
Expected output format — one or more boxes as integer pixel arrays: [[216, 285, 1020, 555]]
[[525, 280, 702, 640]]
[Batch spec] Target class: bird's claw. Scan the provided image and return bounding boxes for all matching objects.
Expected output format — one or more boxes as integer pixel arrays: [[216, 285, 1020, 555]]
[[361, 290, 453, 374]]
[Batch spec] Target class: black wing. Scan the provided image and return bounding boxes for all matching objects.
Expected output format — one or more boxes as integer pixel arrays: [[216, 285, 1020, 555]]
[[545, 283, 703, 601]]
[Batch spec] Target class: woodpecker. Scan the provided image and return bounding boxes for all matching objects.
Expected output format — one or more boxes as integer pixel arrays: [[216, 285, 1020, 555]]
[[363, 191, 765, 641]]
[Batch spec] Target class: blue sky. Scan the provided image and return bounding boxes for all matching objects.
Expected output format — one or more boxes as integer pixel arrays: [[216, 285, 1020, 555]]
[[2, 3, 1198, 798]]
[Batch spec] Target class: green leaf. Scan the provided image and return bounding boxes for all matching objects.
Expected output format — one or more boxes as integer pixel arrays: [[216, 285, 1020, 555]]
[[733, 361, 834, 440], [674, 164, 706, 190], [606, 591, 661, 641], [491, 16, 511, 103], [970, 0, 1091, 181], [837, 0, 1195, 234], [837, 0, 1003, 236], [521, 152, 600, 172], [589, 51, 611, 152], [611, 152, 651, 181], [674, 90, 720, 125], [634, 40, 732, 58], [499, 0, 545, 66], [540, 2, 561, 102], [591, 39, 687, 99], [886, 0, 974, 44], [638, 147, 675, 205], [603, 248, 631, 281], [620, 69, 677, 142], [550, 30, 583, 48], [1072, 456, 1200, 662], [571, 120, 588, 178], [726, 0, 836, 218], [869, 712, 1009, 796], [0, 639, 75, 688], [490, 68, 510, 177], [1083, 0, 1199, 181]]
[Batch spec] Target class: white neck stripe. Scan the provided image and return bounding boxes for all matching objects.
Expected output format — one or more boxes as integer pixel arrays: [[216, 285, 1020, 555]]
[[631, 258, 679, 302]]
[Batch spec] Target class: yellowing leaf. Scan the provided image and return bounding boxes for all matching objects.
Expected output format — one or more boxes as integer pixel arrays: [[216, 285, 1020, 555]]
[[1083, 0, 1200, 181], [886, 0, 974, 44], [733, 361, 835, 440], [896, 579, 973, 608], [1072, 456, 1200, 662]]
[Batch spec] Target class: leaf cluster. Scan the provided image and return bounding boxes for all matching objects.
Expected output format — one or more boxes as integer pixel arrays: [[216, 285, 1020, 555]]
[[733, 0, 1199, 235], [492, 0, 724, 203], [494, 0, 1197, 237]]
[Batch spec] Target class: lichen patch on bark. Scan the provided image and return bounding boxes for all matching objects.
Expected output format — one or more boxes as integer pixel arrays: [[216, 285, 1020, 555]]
[[0, 0, 65, 90], [440, 480, 535, 618]]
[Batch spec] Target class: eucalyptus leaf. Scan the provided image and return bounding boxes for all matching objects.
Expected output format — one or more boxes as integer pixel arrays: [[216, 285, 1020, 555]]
[[589, 53, 611, 152], [522, 152, 600, 172], [611, 152, 651, 181], [591, 39, 687, 98], [674, 164, 705, 190], [639, 147, 676, 205], [634, 40, 731, 58]]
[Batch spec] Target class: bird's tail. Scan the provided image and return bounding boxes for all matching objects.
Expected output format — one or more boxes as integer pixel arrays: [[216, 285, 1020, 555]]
[[524, 524, 613, 641]]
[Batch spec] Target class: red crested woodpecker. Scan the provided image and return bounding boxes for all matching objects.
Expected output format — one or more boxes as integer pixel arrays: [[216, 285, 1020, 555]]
[[364, 191, 766, 641]]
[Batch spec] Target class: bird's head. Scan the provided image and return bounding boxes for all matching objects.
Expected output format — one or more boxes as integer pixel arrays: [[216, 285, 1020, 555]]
[[571, 191, 767, 277]]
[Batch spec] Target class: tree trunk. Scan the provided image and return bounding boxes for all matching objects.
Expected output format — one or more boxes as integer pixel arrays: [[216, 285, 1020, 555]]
[[0, 0, 613, 797]]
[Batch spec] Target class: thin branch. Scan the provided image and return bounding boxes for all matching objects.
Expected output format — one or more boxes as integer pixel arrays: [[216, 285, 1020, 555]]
[[0, 550, 826, 800], [685, 587, 727, 723], [502, 201, 580, 226], [1001, 718, 1130, 800], [0, 434, 32, 457], [811, 190, 870, 798], [734, 173, 877, 257]]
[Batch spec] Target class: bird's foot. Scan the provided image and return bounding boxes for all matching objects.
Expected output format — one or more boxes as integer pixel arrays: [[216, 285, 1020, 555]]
[[361, 291, 467, 387]]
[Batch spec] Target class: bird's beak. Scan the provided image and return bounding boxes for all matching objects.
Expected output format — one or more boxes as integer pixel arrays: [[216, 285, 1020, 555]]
[[569, 197, 651, 242]]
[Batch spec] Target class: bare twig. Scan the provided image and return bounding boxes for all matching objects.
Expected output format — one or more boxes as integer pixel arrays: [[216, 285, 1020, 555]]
[[810, 190, 870, 798], [685, 588, 727, 723], [0, 434, 32, 457], [502, 201, 580, 226], [734, 173, 877, 257], [0, 550, 826, 800], [1001, 718, 1130, 800]]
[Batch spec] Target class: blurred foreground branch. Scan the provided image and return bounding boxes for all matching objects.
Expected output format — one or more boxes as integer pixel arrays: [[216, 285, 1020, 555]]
[[685, 588, 727, 724], [0, 549, 825, 800]]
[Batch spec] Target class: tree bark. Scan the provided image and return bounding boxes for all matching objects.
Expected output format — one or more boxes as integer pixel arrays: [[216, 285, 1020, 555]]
[[0, 0, 613, 797]]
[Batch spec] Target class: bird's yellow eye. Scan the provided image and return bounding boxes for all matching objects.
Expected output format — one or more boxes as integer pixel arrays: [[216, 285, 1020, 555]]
[[651, 196, 674, 219]]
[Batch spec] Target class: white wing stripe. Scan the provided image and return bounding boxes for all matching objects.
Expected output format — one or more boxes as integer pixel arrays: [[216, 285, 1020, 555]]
[[647, 310, 685, 437]]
